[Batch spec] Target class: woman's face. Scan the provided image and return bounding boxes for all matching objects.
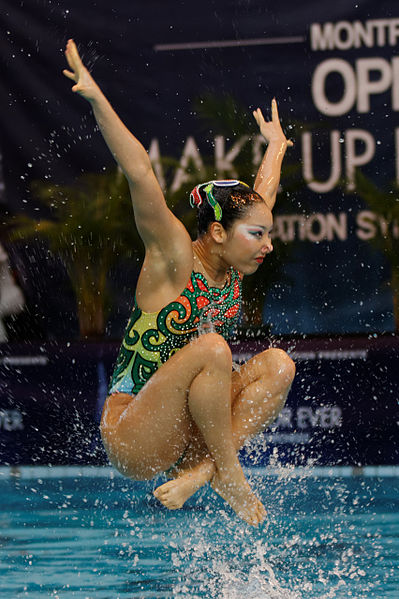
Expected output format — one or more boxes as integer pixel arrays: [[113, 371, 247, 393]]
[[222, 202, 274, 275]]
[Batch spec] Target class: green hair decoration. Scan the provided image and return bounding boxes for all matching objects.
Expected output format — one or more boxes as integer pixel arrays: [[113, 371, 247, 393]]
[[203, 183, 223, 221]]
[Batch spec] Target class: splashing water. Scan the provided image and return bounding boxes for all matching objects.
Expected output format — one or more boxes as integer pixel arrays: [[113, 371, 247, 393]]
[[197, 300, 219, 336], [217, 544, 303, 599], [171, 509, 303, 599]]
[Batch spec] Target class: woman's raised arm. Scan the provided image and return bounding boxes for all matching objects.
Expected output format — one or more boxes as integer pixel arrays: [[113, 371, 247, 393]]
[[252, 98, 293, 211], [63, 39, 189, 253]]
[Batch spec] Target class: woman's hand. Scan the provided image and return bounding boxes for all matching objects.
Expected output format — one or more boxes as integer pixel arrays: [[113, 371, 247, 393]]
[[252, 99, 293, 209], [63, 39, 102, 103], [253, 98, 293, 147]]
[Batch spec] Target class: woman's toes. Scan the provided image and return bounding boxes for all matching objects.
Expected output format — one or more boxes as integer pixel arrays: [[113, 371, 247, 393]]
[[257, 505, 266, 522]]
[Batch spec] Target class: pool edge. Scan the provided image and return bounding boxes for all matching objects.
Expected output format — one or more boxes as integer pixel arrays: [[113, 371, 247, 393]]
[[0, 464, 398, 479]]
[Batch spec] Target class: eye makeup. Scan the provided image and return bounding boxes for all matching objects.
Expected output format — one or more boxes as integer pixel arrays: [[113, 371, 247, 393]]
[[236, 224, 266, 240]]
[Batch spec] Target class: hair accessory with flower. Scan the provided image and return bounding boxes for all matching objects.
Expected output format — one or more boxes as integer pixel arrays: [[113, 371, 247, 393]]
[[189, 179, 249, 221]]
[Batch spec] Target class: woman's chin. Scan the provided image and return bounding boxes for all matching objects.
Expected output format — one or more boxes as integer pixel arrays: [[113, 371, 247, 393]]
[[240, 262, 260, 275]]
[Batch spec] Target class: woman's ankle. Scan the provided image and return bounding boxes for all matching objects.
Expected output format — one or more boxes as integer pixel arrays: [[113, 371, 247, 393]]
[[179, 458, 215, 482]]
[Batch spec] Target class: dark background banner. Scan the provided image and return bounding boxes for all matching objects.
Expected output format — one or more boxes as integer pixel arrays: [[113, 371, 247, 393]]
[[1, 338, 397, 467], [1, 0, 398, 338]]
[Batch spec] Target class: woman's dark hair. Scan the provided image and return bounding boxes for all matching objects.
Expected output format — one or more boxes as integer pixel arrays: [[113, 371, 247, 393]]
[[195, 182, 264, 236]]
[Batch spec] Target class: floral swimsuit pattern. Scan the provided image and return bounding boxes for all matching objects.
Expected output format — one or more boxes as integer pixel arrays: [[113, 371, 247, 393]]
[[108, 268, 242, 395]]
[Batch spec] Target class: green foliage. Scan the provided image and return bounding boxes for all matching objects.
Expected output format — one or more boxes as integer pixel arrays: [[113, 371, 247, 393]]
[[8, 169, 140, 336], [11, 170, 140, 261], [355, 172, 399, 329], [355, 172, 399, 260], [194, 94, 253, 137]]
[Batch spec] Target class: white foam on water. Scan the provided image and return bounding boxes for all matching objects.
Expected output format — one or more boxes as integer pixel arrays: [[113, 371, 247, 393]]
[[218, 563, 302, 599], [172, 522, 304, 599]]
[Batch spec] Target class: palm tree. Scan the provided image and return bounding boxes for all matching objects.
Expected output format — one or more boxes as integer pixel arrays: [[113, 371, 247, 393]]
[[355, 173, 399, 330], [7, 170, 141, 337]]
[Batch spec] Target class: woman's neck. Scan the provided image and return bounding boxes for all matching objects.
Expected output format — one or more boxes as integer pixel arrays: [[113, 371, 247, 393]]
[[192, 238, 229, 287]]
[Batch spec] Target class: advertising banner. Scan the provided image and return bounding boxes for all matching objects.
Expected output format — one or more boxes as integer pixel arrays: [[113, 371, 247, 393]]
[[1, 0, 398, 337], [0, 339, 397, 467]]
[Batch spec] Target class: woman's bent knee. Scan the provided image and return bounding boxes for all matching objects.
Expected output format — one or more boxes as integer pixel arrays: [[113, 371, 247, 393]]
[[195, 332, 232, 367], [100, 393, 132, 435], [263, 348, 296, 385]]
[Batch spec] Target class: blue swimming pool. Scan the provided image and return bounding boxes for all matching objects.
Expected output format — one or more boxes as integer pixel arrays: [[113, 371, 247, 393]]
[[0, 466, 398, 598]]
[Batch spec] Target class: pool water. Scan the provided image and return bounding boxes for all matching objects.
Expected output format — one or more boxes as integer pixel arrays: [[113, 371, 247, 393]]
[[0, 467, 398, 598]]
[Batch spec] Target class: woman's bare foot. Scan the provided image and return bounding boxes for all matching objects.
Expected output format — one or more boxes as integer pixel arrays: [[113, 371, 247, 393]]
[[153, 469, 209, 509], [211, 470, 267, 526]]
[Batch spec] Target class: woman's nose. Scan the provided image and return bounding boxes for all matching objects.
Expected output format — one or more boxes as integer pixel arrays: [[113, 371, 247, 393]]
[[262, 240, 273, 254]]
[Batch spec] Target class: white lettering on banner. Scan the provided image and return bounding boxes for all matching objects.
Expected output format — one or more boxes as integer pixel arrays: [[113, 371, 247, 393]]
[[0, 410, 24, 431], [307, 20, 399, 192], [396, 127, 399, 183], [0, 152, 5, 201], [0, 356, 48, 366], [302, 130, 341, 192], [312, 59, 356, 115], [151, 135, 255, 193], [265, 432, 310, 445], [393, 61, 399, 112], [311, 19, 399, 51], [312, 57, 399, 116], [356, 211, 399, 240], [345, 129, 376, 190], [150, 128, 397, 195], [270, 210, 399, 243], [148, 134, 399, 234], [273, 406, 342, 430], [274, 407, 293, 429], [316, 349, 368, 360], [214, 135, 249, 178], [302, 129, 376, 192], [234, 350, 368, 363], [357, 58, 393, 112], [272, 212, 348, 242], [290, 351, 317, 360], [297, 406, 342, 429], [290, 349, 368, 360], [170, 136, 205, 192], [356, 211, 377, 240]]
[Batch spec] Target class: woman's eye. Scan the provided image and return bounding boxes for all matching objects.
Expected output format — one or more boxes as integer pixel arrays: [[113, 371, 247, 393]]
[[250, 231, 262, 237]]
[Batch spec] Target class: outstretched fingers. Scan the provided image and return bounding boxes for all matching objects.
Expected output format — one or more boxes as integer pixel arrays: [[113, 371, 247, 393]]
[[271, 97, 279, 122], [64, 39, 83, 76], [63, 39, 96, 97], [253, 99, 294, 147], [62, 69, 76, 81], [272, 98, 294, 146], [252, 107, 265, 127]]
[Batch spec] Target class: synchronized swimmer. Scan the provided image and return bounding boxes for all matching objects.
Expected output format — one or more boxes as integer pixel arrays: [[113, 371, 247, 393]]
[[63, 39, 295, 526]]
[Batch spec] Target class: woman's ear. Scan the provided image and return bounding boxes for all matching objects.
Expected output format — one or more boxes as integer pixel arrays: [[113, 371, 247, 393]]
[[209, 221, 227, 244]]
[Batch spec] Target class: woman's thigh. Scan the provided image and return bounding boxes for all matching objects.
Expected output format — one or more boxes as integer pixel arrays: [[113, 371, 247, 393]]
[[101, 333, 232, 479]]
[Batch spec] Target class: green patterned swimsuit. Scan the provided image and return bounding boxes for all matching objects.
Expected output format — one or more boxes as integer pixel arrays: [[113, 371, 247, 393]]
[[108, 268, 242, 395]]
